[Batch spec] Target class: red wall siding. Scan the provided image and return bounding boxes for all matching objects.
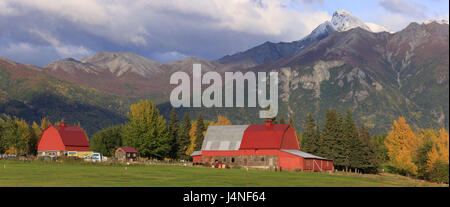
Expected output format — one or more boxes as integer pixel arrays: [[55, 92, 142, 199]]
[[193, 155, 202, 163], [280, 127, 300, 150], [200, 150, 333, 171]]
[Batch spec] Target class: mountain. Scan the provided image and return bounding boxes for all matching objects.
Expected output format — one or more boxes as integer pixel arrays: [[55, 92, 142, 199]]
[[81, 52, 163, 77], [216, 10, 380, 68], [248, 21, 448, 132], [0, 57, 131, 135]]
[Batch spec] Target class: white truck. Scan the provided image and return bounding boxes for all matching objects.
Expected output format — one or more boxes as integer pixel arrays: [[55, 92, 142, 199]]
[[90, 152, 104, 162]]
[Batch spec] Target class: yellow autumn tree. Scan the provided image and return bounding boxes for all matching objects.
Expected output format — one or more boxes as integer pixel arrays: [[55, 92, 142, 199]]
[[209, 115, 232, 126], [385, 117, 419, 175], [186, 121, 198, 156], [40, 117, 51, 130], [427, 128, 449, 172]]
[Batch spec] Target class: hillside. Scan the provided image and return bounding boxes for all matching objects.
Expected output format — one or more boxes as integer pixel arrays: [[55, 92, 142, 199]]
[[0, 58, 130, 135]]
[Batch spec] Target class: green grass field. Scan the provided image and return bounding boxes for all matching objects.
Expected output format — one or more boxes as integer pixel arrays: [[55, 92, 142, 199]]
[[0, 160, 446, 187]]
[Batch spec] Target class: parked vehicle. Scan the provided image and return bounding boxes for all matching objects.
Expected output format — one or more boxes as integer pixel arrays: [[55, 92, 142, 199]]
[[91, 153, 104, 162], [67, 151, 94, 159]]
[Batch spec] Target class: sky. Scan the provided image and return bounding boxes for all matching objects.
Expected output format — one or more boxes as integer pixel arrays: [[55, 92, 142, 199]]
[[0, 0, 448, 66]]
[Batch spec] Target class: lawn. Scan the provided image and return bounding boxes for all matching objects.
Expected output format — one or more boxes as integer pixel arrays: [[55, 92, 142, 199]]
[[0, 160, 446, 187]]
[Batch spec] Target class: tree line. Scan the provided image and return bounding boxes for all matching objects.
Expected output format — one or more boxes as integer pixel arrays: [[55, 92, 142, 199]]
[[0, 115, 51, 155], [300, 109, 380, 174], [90, 99, 231, 160], [384, 117, 448, 183]]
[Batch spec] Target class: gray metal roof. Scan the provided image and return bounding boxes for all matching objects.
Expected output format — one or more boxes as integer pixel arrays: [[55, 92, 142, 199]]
[[201, 125, 249, 151], [281, 149, 330, 160], [191, 151, 202, 156]]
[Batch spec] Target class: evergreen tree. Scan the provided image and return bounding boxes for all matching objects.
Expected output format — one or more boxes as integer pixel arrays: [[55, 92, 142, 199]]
[[194, 113, 205, 151], [342, 109, 358, 171], [279, 117, 286, 124], [122, 100, 171, 159], [320, 109, 338, 159], [177, 113, 191, 159], [301, 113, 317, 153], [314, 122, 322, 155], [359, 124, 379, 173], [168, 108, 179, 159], [334, 111, 346, 169], [289, 116, 294, 127]]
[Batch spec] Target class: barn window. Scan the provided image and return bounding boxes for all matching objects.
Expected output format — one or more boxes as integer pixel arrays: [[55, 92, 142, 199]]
[[306, 160, 311, 166], [223, 157, 226, 162], [231, 157, 235, 163], [261, 157, 265, 162]]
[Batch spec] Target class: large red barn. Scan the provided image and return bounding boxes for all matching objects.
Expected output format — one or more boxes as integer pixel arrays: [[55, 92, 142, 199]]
[[191, 120, 333, 171], [37, 122, 90, 157]]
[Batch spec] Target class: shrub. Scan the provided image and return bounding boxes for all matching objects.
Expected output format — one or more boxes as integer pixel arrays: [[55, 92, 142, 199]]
[[428, 161, 449, 184]]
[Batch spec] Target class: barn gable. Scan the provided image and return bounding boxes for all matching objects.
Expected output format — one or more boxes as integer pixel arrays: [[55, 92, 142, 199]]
[[239, 124, 299, 150], [201, 125, 249, 151], [37, 126, 66, 151], [54, 125, 89, 147]]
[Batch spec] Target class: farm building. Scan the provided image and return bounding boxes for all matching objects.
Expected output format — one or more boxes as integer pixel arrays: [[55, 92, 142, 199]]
[[115, 147, 139, 162], [191, 120, 333, 171], [37, 122, 90, 157]]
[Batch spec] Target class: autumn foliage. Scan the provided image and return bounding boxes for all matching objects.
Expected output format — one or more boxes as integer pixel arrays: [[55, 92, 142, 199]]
[[385, 117, 449, 183]]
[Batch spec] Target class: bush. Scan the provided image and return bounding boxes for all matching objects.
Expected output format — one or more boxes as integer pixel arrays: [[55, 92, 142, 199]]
[[428, 161, 449, 184]]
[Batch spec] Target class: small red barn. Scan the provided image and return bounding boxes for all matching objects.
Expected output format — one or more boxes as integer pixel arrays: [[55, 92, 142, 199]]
[[37, 122, 90, 157], [191, 120, 333, 171], [115, 147, 139, 162]]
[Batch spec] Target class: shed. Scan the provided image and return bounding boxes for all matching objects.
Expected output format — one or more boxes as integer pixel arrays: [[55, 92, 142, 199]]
[[191, 151, 202, 164], [115, 147, 139, 162], [192, 120, 333, 171], [37, 122, 89, 157]]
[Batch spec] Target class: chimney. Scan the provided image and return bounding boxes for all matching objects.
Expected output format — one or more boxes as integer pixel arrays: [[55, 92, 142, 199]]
[[60, 122, 67, 128], [265, 119, 273, 127]]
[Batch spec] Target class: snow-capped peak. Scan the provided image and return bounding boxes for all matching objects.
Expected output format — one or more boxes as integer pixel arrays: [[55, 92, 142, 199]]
[[331, 9, 372, 32]]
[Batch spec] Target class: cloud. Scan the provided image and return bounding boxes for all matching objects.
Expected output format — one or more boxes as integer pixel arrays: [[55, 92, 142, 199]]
[[365, 22, 391, 33], [379, 0, 427, 18], [1, 0, 332, 66], [151, 51, 189, 63]]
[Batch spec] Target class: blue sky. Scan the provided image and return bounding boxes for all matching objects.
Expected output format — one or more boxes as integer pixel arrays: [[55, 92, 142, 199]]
[[0, 0, 448, 66]]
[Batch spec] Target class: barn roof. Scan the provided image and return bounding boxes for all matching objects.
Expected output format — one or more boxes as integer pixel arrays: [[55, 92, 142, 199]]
[[239, 124, 297, 150], [53, 125, 89, 147], [201, 125, 249, 151], [191, 151, 202, 156], [281, 149, 330, 160], [118, 147, 138, 153]]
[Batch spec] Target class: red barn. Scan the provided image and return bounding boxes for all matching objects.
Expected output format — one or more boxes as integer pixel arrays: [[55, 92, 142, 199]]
[[37, 122, 90, 157], [191, 120, 333, 171]]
